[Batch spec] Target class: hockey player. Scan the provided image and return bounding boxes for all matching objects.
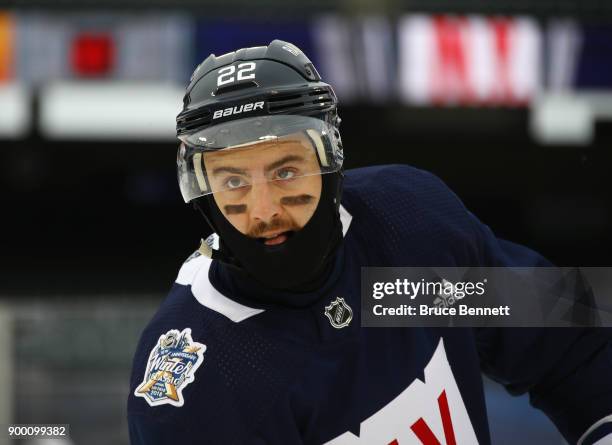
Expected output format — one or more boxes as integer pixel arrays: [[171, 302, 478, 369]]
[[128, 40, 612, 444]]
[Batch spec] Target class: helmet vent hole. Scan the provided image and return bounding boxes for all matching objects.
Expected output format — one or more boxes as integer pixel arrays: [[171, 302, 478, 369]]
[[214, 81, 258, 96]]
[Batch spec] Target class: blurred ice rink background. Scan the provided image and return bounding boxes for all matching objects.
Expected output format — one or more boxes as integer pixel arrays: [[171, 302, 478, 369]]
[[1, 0, 612, 443]]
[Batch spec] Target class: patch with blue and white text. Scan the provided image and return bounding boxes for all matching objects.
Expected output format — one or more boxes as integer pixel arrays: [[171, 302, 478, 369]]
[[135, 328, 206, 407]]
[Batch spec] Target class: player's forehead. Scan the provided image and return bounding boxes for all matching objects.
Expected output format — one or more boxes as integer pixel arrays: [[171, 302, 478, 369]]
[[203, 133, 319, 168]]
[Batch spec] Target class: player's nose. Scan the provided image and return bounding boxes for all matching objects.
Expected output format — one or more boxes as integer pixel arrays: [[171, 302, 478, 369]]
[[249, 182, 281, 224]]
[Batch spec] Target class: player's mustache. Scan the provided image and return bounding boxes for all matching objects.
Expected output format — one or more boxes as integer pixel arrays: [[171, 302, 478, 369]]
[[247, 217, 301, 238]]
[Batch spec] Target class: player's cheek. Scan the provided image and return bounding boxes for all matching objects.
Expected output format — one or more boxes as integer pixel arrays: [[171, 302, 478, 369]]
[[228, 215, 248, 235], [291, 200, 317, 228], [300, 179, 321, 226], [308, 176, 322, 212], [216, 198, 248, 234]]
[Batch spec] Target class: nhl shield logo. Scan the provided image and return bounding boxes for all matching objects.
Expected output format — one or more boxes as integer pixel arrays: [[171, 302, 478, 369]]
[[135, 328, 206, 407], [324, 297, 353, 329]]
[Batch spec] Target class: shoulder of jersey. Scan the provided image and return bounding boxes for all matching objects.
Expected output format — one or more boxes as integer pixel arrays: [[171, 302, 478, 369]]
[[128, 247, 266, 428], [342, 164, 479, 256], [343, 164, 444, 217], [128, 245, 264, 412], [344, 164, 446, 196]]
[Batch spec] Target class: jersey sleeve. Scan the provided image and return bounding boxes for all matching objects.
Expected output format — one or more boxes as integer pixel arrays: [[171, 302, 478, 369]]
[[128, 413, 193, 445], [126, 282, 255, 445], [469, 214, 612, 444]]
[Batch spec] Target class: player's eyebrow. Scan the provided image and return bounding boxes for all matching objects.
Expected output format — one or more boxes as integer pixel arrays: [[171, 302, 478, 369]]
[[211, 166, 247, 176], [210, 155, 304, 177], [265, 155, 305, 173]]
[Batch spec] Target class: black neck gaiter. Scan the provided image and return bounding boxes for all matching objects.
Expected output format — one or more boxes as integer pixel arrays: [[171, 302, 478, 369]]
[[209, 242, 345, 308]]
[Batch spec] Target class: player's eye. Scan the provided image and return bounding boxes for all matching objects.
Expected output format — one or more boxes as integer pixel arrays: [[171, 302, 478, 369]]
[[275, 167, 297, 181], [224, 176, 248, 190]]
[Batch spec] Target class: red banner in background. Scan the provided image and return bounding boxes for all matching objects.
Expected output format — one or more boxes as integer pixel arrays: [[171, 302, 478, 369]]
[[399, 15, 541, 106], [71, 33, 115, 78]]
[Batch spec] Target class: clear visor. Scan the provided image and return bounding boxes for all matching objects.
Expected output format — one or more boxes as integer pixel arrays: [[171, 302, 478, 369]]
[[177, 115, 343, 202]]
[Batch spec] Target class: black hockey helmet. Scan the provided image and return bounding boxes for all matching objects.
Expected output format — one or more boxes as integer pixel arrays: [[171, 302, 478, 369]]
[[177, 40, 340, 140]]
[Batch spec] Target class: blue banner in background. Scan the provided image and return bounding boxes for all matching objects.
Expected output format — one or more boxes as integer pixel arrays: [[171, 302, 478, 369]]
[[575, 25, 612, 89], [193, 19, 316, 69]]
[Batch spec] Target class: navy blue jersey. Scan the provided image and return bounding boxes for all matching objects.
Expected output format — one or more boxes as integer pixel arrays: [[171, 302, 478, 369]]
[[128, 165, 612, 444]]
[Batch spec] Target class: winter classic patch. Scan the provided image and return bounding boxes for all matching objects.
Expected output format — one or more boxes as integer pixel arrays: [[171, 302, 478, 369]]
[[135, 328, 206, 407]]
